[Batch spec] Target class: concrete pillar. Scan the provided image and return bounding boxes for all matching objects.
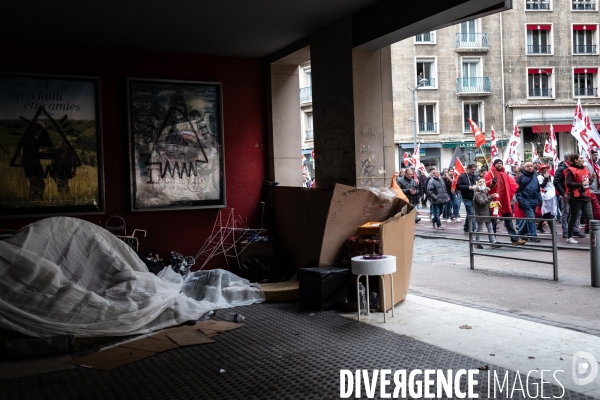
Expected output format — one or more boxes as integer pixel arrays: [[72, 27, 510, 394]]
[[311, 20, 356, 189], [270, 64, 302, 187], [352, 46, 395, 188]]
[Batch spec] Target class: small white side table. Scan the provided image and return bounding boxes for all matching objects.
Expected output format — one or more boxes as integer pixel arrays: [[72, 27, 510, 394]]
[[350, 255, 396, 322]]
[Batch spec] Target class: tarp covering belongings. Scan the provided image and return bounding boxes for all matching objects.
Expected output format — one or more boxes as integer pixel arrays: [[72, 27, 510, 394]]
[[0, 217, 265, 337]]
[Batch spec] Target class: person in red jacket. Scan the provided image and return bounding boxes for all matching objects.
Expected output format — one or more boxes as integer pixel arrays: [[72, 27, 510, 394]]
[[485, 159, 526, 246], [565, 153, 595, 244]]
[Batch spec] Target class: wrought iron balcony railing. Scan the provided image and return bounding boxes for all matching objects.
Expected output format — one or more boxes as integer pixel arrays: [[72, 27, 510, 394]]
[[527, 44, 552, 54], [529, 88, 553, 97], [415, 32, 435, 42], [573, 0, 596, 10], [526, 0, 551, 9], [456, 77, 491, 94], [464, 121, 483, 132], [300, 86, 312, 103], [575, 87, 598, 96], [419, 122, 437, 132], [455, 33, 489, 50], [305, 130, 314, 140], [573, 44, 597, 54]]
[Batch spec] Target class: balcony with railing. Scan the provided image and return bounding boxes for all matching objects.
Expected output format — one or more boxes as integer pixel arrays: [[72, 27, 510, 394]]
[[575, 87, 598, 96], [305, 130, 314, 140], [529, 88, 553, 97], [456, 77, 491, 95], [527, 44, 552, 54], [415, 32, 435, 43], [526, 0, 551, 9], [573, 0, 596, 10], [573, 44, 597, 54], [464, 121, 483, 132], [419, 122, 437, 133], [455, 33, 489, 51], [300, 86, 312, 103]]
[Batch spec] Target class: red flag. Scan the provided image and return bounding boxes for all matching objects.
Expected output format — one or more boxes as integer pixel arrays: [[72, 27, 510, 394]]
[[403, 152, 410, 166], [452, 158, 465, 191], [490, 126, 498, 160], [468, 118, 486, 148]]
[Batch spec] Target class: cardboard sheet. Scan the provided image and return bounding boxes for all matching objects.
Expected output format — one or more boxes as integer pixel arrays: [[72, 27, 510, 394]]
[[148, 324, 202, 342], [260, 280, 299, 302], [119, 337, 179, 353], [196, 320, 244, 332], [167, 330, 215, 346], [66, 346, 155, 371], [0, 355, 75, 380]]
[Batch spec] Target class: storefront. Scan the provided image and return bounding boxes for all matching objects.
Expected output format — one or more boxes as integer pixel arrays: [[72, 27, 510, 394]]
[[441, 140, 508, 168]]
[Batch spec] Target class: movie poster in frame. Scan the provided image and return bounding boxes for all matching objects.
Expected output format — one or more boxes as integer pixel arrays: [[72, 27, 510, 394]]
[[0, 72, 105, 218], [127, 78, 226, 212]]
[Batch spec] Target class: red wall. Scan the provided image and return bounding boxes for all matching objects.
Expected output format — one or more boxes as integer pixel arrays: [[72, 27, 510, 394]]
[[0, 42, 267, 264]]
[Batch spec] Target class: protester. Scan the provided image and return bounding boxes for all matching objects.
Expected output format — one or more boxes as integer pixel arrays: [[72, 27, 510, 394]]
[[473, 178, 501, 249], [537, 164, 555, 233], [456, 163, 478, 232], [532, 159, 541, 175], [515, 162, 542, 241], [584, 150, 600, 234], [485, 159, 525, 245], [555, 152, 584, 238], [565, 153, 595, 244], [427, 169, 449, 230], [398, 168, 421, 223], [443, 168, 461, 222]]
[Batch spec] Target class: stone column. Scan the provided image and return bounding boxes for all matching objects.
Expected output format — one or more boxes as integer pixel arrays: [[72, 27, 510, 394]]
[[270, 64, 302, 187]]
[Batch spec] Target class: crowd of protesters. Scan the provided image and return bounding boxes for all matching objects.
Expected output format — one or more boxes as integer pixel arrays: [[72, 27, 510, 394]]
[[396, 150, 599, 246]]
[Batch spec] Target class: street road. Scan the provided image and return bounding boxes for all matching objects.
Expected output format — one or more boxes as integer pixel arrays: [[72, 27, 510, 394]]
[[409, 236, 600, 335]]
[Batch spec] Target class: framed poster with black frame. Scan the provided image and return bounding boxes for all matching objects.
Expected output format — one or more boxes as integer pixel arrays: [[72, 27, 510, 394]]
[[0, 72, 105, 218], [126, 78, 226, 212]]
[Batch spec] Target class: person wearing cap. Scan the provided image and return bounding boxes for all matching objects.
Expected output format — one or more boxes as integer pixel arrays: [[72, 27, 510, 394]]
[[584, 149, 600, 234], [515, 161, 543, 241], [536, 164, 556, 233], [532, 159, 542, 175], [555, 152, 584, 238], [565, 153, 595, 244], [485, 159, 526, 246]]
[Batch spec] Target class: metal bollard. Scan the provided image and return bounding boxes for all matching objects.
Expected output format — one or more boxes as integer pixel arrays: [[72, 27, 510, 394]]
[[592, 220, 600, 287]]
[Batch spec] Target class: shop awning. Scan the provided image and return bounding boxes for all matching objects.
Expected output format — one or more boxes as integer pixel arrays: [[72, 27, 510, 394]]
[[574, 68, 598, 74], [573, 24, 597, 31], [526, 24, 551, 30], [531, 124, 600, 133], [528, 68, 553, 75], [442, 140, 507, 148]]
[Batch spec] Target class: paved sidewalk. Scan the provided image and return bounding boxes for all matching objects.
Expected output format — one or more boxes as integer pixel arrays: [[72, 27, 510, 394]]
[[342, 294, 600, 398]]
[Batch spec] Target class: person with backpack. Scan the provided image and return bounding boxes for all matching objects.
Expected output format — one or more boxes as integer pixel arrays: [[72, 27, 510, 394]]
[[427, 169, 449, 230], [515, 161, 542, 241], [565, 153, 595, 244], [456, 163, 479, 232], [555, 152, 584, 238]]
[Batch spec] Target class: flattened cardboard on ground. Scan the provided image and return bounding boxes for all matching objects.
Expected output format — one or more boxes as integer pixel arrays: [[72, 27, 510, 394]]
[[260, 280, 299, 302], [66, 346, 155, 370], [0, 355, 75, 380], [120, 337, 179, 353], [196, 320, 244, 332], [149, 324, 203, 342], [319, 184, 415, 311], [167, 330, 216, 346]]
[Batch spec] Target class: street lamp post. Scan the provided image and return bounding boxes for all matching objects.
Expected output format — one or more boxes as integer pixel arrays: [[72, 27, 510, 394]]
[[409, 78, 429, 156]]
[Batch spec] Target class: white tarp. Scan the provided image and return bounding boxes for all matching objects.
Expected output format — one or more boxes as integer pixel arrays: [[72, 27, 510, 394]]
[[0, 217, 265, 337]]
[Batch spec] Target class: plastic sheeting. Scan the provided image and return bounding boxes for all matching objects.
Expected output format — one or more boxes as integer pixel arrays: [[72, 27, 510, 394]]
[[0, 217, 265, 338]]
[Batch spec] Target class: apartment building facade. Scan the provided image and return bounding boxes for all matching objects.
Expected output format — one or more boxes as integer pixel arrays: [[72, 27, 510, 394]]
[[392, 0, 600, 171]]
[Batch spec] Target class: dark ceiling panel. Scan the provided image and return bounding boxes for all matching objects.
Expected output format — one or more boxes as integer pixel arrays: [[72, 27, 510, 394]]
[[0, 0, 380, 58]]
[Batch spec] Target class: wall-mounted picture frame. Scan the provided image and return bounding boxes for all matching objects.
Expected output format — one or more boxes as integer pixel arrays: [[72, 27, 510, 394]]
[[126, 78, 226, 212], [0, 72, 105, 218]]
